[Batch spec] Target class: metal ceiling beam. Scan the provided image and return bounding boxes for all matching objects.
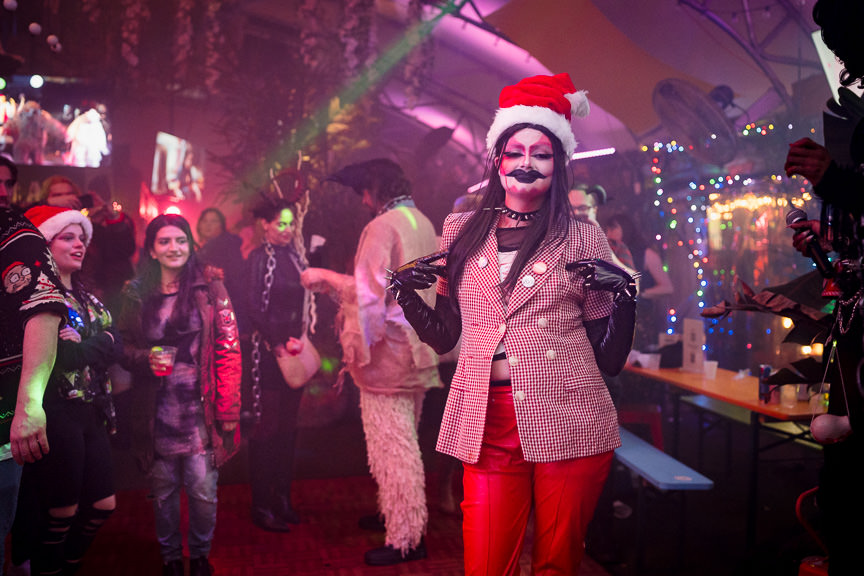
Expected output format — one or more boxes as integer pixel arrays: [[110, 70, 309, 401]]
[[679, 0, 797, 110]]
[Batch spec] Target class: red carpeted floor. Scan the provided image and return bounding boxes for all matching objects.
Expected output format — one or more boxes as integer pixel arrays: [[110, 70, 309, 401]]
[[74, 476, 609, 576], [44, 383, 608, 575]]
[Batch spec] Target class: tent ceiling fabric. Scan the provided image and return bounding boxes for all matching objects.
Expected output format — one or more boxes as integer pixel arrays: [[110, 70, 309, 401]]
[[486, 0, 716, 136], [486, 0, 826, 140], [238, 0, 826, 156]]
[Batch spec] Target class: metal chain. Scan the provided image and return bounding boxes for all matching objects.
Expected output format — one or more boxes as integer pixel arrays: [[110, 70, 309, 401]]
[[250, 243, 278, 424], [837, 288, 863, 335], [260, 243, 277, 313]]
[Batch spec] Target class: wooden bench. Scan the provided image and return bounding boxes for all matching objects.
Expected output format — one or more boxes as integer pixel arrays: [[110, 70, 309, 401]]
[[614, 427, 713, 574], [616, 426, 713, 491]]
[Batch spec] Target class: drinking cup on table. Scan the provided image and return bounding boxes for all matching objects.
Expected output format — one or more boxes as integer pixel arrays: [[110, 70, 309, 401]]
[[641, 353, 661, 370], [703, 360, 718, 380], [150, 346, 177, 377], [781, 385, 798, 409]]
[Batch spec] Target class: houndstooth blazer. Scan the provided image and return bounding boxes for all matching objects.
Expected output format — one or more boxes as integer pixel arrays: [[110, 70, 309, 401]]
[[435, 212, 621, 464]]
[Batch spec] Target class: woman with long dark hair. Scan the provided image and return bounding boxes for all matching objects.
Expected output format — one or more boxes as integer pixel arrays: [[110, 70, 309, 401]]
[[18, 205, 119, 575], [118, 214, 241, 576], [389, 73, 637, 574], [604, 212, 673, 349]]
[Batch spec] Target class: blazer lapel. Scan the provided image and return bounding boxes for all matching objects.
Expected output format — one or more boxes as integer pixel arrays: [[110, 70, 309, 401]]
[[465, 230, 507, 319], [505, 236, 567, 317]]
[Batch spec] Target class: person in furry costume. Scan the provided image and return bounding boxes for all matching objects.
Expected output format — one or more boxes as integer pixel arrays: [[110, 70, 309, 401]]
[[5, 101, 66, 165], [301, 159, 440, 566]]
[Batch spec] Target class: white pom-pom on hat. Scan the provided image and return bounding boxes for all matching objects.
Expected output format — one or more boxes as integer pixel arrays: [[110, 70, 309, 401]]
[[566, 90, 590, 119]]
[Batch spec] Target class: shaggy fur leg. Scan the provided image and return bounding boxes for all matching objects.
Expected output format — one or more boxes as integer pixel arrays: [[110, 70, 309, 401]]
[[359, 390, 428, 553]]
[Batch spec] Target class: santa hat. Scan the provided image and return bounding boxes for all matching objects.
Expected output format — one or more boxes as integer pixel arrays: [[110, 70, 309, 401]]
[[24, 205, 93, 246], [486, 73, 589, 159]]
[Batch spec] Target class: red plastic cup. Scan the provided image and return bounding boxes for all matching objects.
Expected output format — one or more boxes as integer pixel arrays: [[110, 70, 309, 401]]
[[151, 346, 177, 377]]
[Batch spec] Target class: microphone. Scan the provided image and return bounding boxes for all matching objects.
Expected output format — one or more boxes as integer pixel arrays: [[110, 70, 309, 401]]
[[785, 208, 834, 278]]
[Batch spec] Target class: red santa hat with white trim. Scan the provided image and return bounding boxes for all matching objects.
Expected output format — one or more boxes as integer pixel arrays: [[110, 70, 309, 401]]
[[485, 73, 589, 159], [24, 205, 93, 246]]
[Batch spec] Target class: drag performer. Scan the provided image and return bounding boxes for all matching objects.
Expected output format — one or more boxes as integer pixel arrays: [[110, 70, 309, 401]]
[[301, 159, 440, 566], [389, 73, 637, 574]]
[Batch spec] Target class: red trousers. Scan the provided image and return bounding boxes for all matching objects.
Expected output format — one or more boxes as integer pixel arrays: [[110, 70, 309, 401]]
[[462, 387, 613, 576]]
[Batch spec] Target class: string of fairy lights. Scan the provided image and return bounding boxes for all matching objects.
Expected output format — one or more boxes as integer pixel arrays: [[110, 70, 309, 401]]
[[641, 120, 823, 358]]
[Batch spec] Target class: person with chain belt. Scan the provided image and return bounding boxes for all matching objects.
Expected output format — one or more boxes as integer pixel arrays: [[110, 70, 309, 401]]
[[245, 194, 314, 533]]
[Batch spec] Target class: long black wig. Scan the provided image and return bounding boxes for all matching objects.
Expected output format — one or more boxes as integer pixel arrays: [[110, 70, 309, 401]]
[[445, 123, 572, 304]]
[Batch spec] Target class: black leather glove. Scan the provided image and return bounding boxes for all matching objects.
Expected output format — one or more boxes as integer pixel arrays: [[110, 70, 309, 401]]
[[584, 299, 636, 376], [387, 250, 448, 300], [396, 291, 461, 355], [567, 258, 637, 302], [570, 259, 637, 376], [387, 251, 459, 355]]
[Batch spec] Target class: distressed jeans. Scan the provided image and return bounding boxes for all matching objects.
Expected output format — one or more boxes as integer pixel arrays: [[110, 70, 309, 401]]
[[148, 452, 218, 562]]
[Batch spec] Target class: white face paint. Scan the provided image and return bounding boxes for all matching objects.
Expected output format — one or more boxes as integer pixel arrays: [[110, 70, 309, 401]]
[[498, 128, 554, 212]]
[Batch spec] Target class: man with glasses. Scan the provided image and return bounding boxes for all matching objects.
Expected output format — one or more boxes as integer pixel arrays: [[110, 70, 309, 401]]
[[568, 182, 601, 225], [568, 182, 636, 274]]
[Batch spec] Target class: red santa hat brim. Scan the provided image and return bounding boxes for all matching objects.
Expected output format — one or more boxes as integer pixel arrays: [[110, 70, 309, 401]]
[[24, 205, 93, 246], [486, 104, 580, 159]]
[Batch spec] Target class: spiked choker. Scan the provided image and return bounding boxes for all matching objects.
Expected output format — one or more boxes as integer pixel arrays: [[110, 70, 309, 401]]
[[498, 205, 540, 222]]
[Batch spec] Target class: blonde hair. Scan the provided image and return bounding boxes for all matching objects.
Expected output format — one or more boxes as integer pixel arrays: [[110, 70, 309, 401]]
[[40, 175, 81, 202]]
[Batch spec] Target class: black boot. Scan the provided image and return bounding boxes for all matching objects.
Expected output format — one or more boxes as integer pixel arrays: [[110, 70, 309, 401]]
[[273, 492, 300, 524], [189, 556, 214, 576], [364, 538, 427, 566], [162, 559, 183, 576]]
